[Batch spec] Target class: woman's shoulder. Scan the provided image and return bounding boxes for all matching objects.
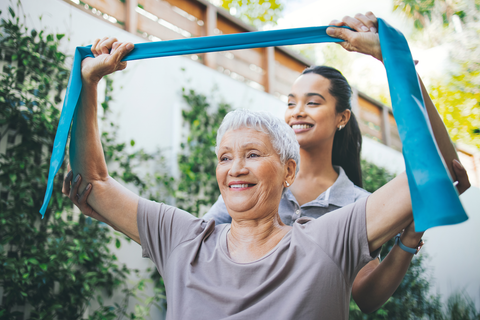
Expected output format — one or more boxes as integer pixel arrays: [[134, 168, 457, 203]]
[[353, 185, 371, 200]]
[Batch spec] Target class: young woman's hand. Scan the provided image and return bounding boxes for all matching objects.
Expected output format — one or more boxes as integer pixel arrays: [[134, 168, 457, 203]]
[[326, 12, 383, 62], [81, 37, 134, 85], [453, 159, 471, 195], [62, 170, 119, 231]]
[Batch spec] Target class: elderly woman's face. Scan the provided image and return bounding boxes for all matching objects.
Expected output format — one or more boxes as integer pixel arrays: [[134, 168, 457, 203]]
[[216, 127, 287, 220]]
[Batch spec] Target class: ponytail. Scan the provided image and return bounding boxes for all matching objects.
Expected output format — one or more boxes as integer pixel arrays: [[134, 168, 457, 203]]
[[302, 66, 363, 187]]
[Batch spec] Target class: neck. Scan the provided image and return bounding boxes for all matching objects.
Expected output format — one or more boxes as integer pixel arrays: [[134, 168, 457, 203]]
[[228, 212, 290, 263], [298, 140, 337, 179]]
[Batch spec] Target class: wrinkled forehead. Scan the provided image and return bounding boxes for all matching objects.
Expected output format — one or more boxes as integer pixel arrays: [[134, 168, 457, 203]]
[[218, 127, 273, 151]]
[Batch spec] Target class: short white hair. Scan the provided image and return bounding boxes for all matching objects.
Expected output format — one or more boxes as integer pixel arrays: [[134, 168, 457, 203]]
[[215, 109, 300, 174]]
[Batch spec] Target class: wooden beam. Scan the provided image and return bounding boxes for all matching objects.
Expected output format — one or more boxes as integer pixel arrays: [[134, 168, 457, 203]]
[[264, 47, 275, 94], [125, 0, 138, 33], [204, 4, 217, 68], [381, 106, 391, 147]]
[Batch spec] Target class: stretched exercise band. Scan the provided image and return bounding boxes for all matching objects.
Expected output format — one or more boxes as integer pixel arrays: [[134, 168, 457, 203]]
[[39, 18, 468, 231]]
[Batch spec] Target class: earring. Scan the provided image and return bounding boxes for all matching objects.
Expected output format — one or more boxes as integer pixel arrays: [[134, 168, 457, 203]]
[[338, 125, 344, 131], [285, 181, 290, 187]]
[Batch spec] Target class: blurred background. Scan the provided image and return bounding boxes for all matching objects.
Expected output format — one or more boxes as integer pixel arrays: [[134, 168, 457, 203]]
[[0, 0, 479, 319]]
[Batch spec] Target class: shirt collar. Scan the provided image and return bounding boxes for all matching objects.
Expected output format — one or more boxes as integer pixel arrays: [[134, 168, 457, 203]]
[[283, 166, 356, 208]]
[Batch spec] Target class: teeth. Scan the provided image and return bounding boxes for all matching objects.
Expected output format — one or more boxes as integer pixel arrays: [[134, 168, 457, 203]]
[[292, 124, 312, 130], [230, 184, 249, 188]]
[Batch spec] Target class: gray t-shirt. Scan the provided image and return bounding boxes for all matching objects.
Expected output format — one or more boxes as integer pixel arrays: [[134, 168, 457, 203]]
[[203, 166, 370, 225], [138, 197, 376, 320]]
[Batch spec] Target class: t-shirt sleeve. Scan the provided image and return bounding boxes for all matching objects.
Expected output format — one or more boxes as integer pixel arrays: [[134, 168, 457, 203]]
[[305, 197, 376, 285], [137, 198, 206, 275], [202, 195, 232, 225]]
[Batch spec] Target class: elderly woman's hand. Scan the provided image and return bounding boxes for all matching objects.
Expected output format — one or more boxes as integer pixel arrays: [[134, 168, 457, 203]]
[[81, 37, 134, 85], [326, 12, 383, 62], [62, 170, 119, 230]]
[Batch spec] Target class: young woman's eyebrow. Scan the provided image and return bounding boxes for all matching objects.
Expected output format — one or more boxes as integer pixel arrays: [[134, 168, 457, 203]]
[[305, 92, 326, 101]]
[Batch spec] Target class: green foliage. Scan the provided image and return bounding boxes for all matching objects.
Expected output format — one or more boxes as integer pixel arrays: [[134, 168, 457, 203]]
[[393, 0, 477, 30], [175, 88, 232, 216], [393, 0, 480, 149], [0, 6, 128, 319], [360, 159, 395, 193], [430, 67, 480, 149], [219, 0, 283, 29], [442, 291, 480, 320], [0, 5, 164, 319]]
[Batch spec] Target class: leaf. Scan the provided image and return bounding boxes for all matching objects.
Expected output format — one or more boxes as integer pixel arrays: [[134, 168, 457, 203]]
[[130, 139, 135, 146], [56, 34, 65, 40], [28, 258, 39, 265], [8, 6, 15, 18], [115, 238, 121, 249], [39, 264, 47, 271]]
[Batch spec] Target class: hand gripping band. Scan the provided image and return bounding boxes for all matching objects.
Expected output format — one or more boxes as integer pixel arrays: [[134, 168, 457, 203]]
[[39, 18, 468, 232]]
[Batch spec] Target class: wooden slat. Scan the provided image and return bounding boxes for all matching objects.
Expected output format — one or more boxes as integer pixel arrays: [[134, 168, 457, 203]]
[[125, 0, 138, 33], [162, 0, 205, 21], [360, 111, 382, 127], [273, 80, 291, 97], [217, 15, 248, 34], [138, 14, 186, 40], [216, 54, 264, 84], [229, 49, 263, 68], [83, 0, 126, 21], [360, 124, 383, 141], [274, 49, 307, 73], [358, 98, 382, 116], [141, 0, 202, 36], [274, 62, 301, 87]]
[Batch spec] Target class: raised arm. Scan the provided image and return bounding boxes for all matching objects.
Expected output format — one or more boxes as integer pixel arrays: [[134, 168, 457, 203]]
[[327, 12, 470, 313], [69, 38, 141, 243]]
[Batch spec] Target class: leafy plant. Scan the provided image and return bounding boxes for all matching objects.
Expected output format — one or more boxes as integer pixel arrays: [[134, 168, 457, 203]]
[[0, 5, 164, 319], [393, 0, 480, 149], [219, 0, 284, 29], [174, 88, 232, 216], [0, 5, 129, 319]]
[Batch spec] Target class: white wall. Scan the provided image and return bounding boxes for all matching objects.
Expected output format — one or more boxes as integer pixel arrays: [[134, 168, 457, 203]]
[[3, 0, 479, 316]]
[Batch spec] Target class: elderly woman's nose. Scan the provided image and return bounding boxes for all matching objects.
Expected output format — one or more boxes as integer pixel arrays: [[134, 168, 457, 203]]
[[228, 157, 248, 176]]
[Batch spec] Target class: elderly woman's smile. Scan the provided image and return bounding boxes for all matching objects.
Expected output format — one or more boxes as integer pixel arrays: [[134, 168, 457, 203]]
[[216, 127, 292, 219]]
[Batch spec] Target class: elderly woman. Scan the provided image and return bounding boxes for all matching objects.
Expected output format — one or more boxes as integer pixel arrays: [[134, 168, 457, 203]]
[[65, 14, 466, 320]]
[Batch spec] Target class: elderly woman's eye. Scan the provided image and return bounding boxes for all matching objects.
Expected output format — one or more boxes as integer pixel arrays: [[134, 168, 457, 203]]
[[248, 153, 260, 158], [220, 156, 229, 161]]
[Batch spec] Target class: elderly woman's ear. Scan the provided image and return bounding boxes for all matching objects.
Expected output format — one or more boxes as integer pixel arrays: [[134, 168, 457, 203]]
[[284, 158, 297, 187]]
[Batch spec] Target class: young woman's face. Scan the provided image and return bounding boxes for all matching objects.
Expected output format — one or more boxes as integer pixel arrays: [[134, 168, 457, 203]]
[[284, 73, 345, 149]]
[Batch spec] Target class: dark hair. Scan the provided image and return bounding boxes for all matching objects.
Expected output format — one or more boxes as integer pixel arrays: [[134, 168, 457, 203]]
[[301, 66, 363, 187]]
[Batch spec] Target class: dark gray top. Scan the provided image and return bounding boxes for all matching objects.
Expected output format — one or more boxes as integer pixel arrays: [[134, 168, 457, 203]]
[[138, 197, 376, 320], [203, 166, 370, 225]]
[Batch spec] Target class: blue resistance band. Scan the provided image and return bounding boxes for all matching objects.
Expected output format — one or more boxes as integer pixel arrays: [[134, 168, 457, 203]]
[[39, 18, 468, 231]]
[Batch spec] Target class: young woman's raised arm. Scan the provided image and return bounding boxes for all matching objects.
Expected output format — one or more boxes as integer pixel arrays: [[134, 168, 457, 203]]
[[326, 12, 470, 313], [69, 38, 141, 243]]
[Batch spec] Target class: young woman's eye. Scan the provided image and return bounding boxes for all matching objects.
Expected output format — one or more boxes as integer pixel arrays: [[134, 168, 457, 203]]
[[307, 101, 320, 106], [287, 102, 295, 108]]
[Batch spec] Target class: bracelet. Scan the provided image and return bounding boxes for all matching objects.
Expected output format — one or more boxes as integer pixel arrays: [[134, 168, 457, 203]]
[[395, 233, 424, 255]]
